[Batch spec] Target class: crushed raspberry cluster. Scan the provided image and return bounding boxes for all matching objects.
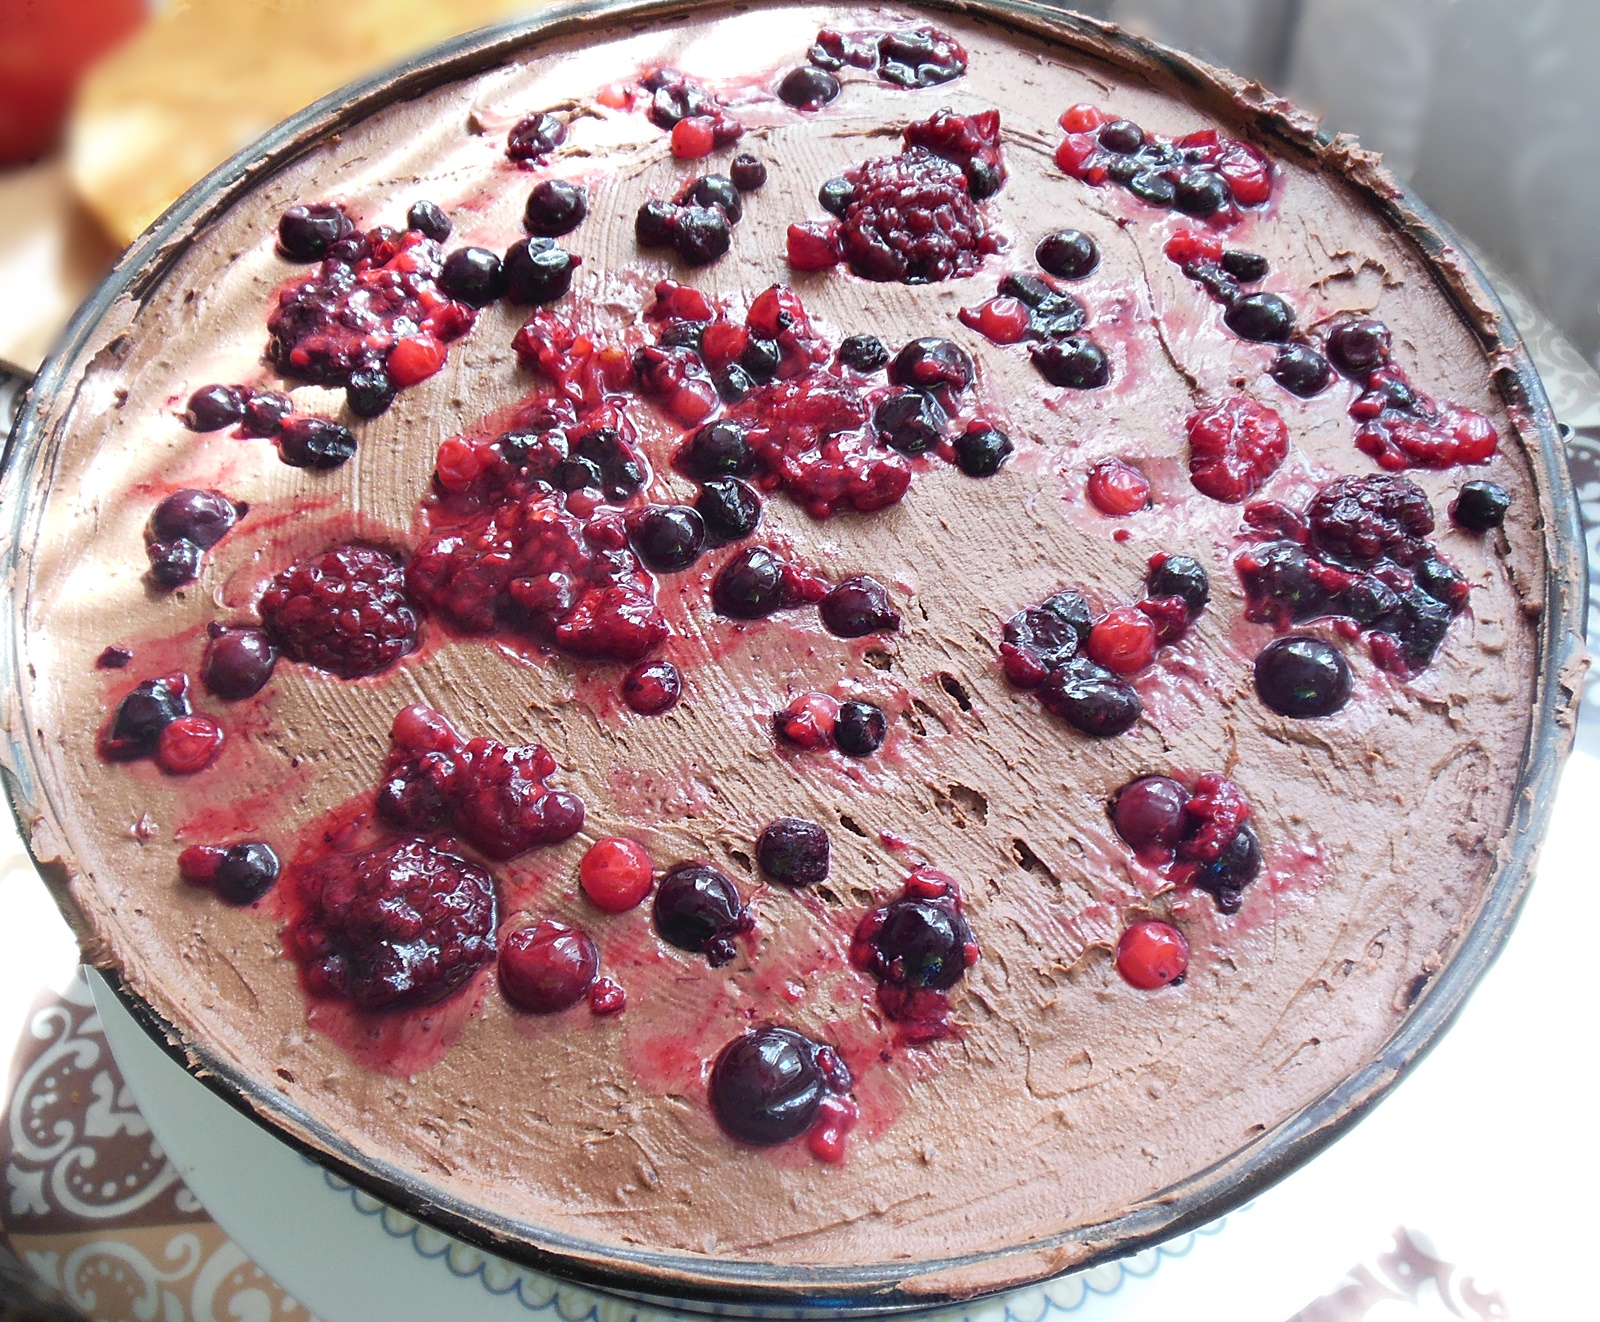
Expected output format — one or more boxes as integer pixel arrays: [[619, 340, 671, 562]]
[[1185, 396, 1289, 503], [285, 836, 498, 1010], [1236, 472, 1470, 675], [806, 25, 967, 88], [1055, 103, 1272, 219], [259, 543, 420, 679], [376, 704, 585, 860], [640, 67, 744, 146], [787, 110, 1004, 283], [1109, 772, 1263, 913]]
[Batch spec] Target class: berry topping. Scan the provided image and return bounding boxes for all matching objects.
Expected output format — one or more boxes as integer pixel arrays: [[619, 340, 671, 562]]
[[1146, 553, 1210, 614], [684, 173, 744, 223], [1325, 318, 1392, 376], [643, 69, 744, 144], [671, 115, 717, 159], [180, 841, 281, 905], [149, 488, 237, 549], [1306, 473, 1434, 565], [406, 200, 451, 242], [1086, 606, 1158, 675], [1254, 635, 1353, 718], [156, 713, 224, 775], [820, 575, 899, 637], [580, 837, 655, 913], [710, 1026, 849, 1147], [1000, 591, 1092, 686], [838, 334, 889, 373], [757, 817, 831, 887], [652, 862, 752, 965], [713, 546, 787, 619], [1451, 480, 1510, 532], [260, 544, 418, 678], [1030, 336, 1110, 389], [629, 504, 706, 572], [1116, 921, 1189, 989], [730, 153, 767, 191], [102, 673, 190, 761], [1224, 292, 1296, 342], [774, 692, 838, 750], [622, 658, 683, 715], [183, 384, 246, 431], [874, 390, 947, 455], [903, 106, 1006, 198], [438, 246, 505, 307], [1036, 229, 1099, 280], [808, 24, 966, 86], [1185, 396, 1288, 502], [696, 478, 763, 544], [201, 627, 278, 700], [376, 705, 584, 860], [1086, 459, 1150, 516], [277, 203, 354, 261], [1038, 658, 1142, 736], [1056, 110, 1272, 217], [833, 700, 887, 757], [241, 390, 293, 436], [276, 416, 357, 469], [1270, 343, 1333, 397], [506, 112, 567, 164], [953, 423, 1013, 477], [1111, 776, 1191, 853], [679, 419, 753, 479], [778, 66, 840, 110], [889, 336, 974, 397], [502, 236, 581, 304], [286, 838, 497, 1011], [524, 179, 588, 236], [146, 539, 202, 587], [499, 920, 598, 1013], [786, 220, 844, 271], [852, 867, 977, 992], [1221, 250, 1268, 281]]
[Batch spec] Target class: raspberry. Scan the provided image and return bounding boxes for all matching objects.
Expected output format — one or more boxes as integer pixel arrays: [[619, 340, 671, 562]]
[[259, 544, 419, 678], [1086, 459, 1151, 515], [902, 108, 1006, 198], [837, 148, 998, 283], [786, 221, 842, 271], [1185, 397, 1288, 503], [286, 838, 497, 1011], [1177, 772, 1250, 864], [1306, 474, 1435, 566]]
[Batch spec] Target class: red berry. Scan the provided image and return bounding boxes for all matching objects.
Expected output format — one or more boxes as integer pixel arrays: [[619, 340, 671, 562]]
[[499, 919, 599, 1013], [260, 544, 419, 678], [156, 714, 224, 774], [178, 844, 225, 885], [957, 296, 1031, 345], [387, 334, 446, 386], [699, 319, 748, 367], [588, 976, 627, 1015], [1163, 229, 1224, 266], [786, 221, 842, 271], [1085, 459, 1151, 516], [1059, 103, 1106, 132], [1087, 606, 1158, 675], [837, 145, 998, 284], [581, 838, 655, 913], [650, 279, 714, 322], [1116, 921, 1190, 989], [622, 658, 682, 714], [671, 116, 716, 159], [1185, 396, 1288, 503], [1111, 776, 1191, 854], [774, 692, 838, 750]]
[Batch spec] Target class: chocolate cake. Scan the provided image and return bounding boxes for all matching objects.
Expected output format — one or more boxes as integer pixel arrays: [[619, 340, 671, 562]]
[[7, 0, 1577, 1301]]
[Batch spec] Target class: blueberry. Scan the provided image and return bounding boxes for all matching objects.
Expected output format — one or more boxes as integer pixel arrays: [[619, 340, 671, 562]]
[[680, 419, 753, 479], [874, 391, 946, 454], [685, 174, 742, 223], [105, 675, 190, 760], [1127, 171, 1177, 206], [1146, 554, 1209, 614], [636, 200, 679, 249], [1036, 229, 1099, 280], [953, 425, 1013, 477], [838, 334, 889, 372], [778, 66, 840, 109], [1270, 343, 1332, 397], [712, 546, 785, 618], [240, 390, 293, 436], [890, 337, 974, 394], [183, 384, 246, 432], [573, 428, 643, 500], [507, 112, 567, 161], [1030, 335, 1110, 389], [730, 154, 767, 191], [630, 504, 706, 572], [866, 897, 973, 988], [1097, 120, 1144, 154], [658, 320, 704, 351], [149, 489, 238, 548], [502, 237, 580, 303], [523, 179, 588, 236], [673, 206, 732, 266], [756, 817, 830, 887], [276, 416, 357, 469], [820, 576, 899, 637], [818, 177, 854, 216], [146, 539, 202, 586], [345, 365, 396, 418], [1451, 481, 1510, 532], [277, 203, 353, 261], [709, 1027, 834, 1145], [833, 700, 886, 756], [696, 478, 763, 545], [653, 862, 749, 965], [1172, 169, 1231, 216], [438, 247, 505, 306], [1254, 635, 1353, 717], [1221, 250, 1268, 282], [740, 336, 780, 382], [715, 364, 755, 402], [1224, 292, 1296, 343], [202, 628, 278, 700], [1190, 824, 1261, 912], [1038, 658, 1141, 736], [1325, 318, 1392, 377], [406, 200, 451, 241], [213, 842, 281, 905]]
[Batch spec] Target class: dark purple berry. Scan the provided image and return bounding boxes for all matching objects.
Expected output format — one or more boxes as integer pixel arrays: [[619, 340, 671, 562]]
[[672, 206, 731, 266], [680, 419, 752, 479], [818, 176, 854, 216], [240, 390, 293, 436], [1224, 292, 1296, 342], [1397, 588, 1453, 664], [1415, 556, 1468, 608], [1173, 169, 1231, 216], [1271, 343, 1332, 397], [524, 179, 588, 236], [1112, 776, 1190, 851], [507, 112, 567, 163], [685, 174, 742, 223], [874, 390, 946, 455], [438, 247, 505, 307], [710, 1027, 835, 1146], [1325, 318, 1392, 377], [1030, 335, 1110, 389], [953, 425, 1013, 477], [739, 336, 780, 382], [202, 627, 278, 700], [1190, 824, 1261, 913], [756, 817, 830, 887], [712, 546, 785, 618], [1254, 636, 1353, 718], [104, 675, 190, 760], [653, 862, 751, 965], [277, 416, 357, 469], [696, 478, 762, 545], [636, 200, 678, 249], [1098, 119, 1144, 153], [1451, 481, 1510, 532], [149, 489, 237, 549], [715, 364, 754, 402], [406, 200, 451, 241], [1036, 229, 1099, 280], [1127, 170, 1176, 206], [1221, 250, 1268, 282], [1146, 554, 1209, 614], [183, 384, 246, 432], [213, 842, 280, 905], [345, 365, 395, 418], [1038, 657, 1141, 736], [502, 237, 580, 304], [778, 65, 840, 109], [730, 153, 767, 191], [865, 897, 973, 989], [838, 334, 888, 372], [572, 428, 643, 501], [657, 320, 704, 352], [833, 701, 886, 756], [146, 540, 201, 586], [629, 504, 705, 572], [820, 576, 899, 638], [890, 337, 974, 395], [277, 203, 353, 261]]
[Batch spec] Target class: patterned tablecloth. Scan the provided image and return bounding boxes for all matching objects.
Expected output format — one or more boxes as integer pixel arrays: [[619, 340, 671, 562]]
[[0, 277, 1595, 1322]]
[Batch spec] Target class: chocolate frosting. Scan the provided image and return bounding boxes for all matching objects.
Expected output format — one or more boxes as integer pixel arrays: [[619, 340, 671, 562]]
[[9, 0, 1557, 1295]]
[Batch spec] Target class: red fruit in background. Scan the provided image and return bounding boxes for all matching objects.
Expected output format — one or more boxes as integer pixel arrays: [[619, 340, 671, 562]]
[[1086, 459, 1151, 515], [581, 837, 655, 913], [1186, 396, 1288, 503], [0, 0, 145, 164], [1116, 921, 1190, 989]]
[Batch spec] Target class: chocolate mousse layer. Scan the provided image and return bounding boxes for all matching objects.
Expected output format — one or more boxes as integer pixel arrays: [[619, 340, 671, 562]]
[[7, 0, 1573, 1298]]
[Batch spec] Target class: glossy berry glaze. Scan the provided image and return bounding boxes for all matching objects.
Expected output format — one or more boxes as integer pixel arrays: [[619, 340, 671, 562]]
[[850, 867, 979, 1043]]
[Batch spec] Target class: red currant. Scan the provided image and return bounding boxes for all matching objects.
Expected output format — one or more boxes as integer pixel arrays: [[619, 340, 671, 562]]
[[1116, 921, 1190, 989], [580, 837, 654, 913], [1087, 606, 1158, 674], [1086, 459, 1151, 516]]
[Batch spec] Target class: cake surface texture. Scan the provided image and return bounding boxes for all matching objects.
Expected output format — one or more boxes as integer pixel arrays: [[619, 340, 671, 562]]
[[14, 0, 1562, 1292]]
